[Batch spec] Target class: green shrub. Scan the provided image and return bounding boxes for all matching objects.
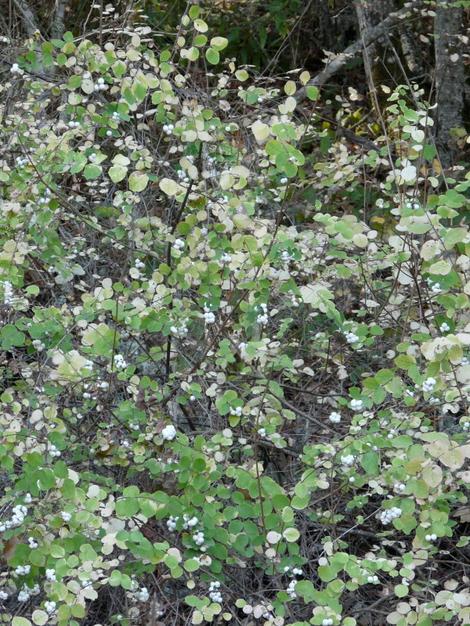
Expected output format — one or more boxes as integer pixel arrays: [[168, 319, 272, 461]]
[[0, 5, 469, 626]]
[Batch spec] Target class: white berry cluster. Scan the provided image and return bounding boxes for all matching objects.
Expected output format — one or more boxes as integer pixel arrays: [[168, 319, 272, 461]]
[[405, 200, 420, 210], [94, 77, 108, 91], [45, 568, 56, 582], [394, 482, 406, 493], [426, 277, 442, 293], [170, 321, 188, 337], [44, 600, 57, 614], [16, 156, 28, 166], [28, 536, 38, 549], [422, 377, 436, 392], [0, 503, 28, 531], [32, 339, 45, 351], [367, 575, 379, 584], [439, 321, 450, 333], [68, 120, 80, 128], [322, 619, 334, 626], [230, 406, 243, 417], [167, 515, 179, 531], [113, 354, 127, 370], [203, 307, 216, 324], [193, 530, 205, 548], [350, 399, 363, 411], [61, 511, 72, 522], [0, 590, 8, 601], [208, 581, 222, 603], [48, 443, 61, 458], [425, 533, 438, 542], [283, 565, 303, 576], [136, 586, 149, 602], [15, 565, 31, 576], [10, 63, 24, 75], [161, 424, 177, 441], [182, 514, 199, 529], [221, 252, 232, 263], [378, 506, 402, 525], [286, 579, 297, 599], [38, 187, 51, 204], [17, 583, 40, 602], [281, 250, 293, 264], [172, 238, 185, 251], [341, 454, 355, 467], [1, 281, 14, 305], [344, 330, 359, 344], [328, 411, 341, 424], [163, 123, 174, 135], [256, 303, 269, 325], [177, 168, 190, 184]]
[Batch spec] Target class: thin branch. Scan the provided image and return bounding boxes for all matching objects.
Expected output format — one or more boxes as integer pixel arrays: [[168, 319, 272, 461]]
[[12, 0, 39, 37], [297, 0, 424, 101]]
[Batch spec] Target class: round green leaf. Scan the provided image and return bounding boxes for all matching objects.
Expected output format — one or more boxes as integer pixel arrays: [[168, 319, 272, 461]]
[[83, 164, 102, 180], [206, 48, 220, 65], [32, 611, 49, 626], [128, 171, 149, 192], [210, 36, 228, 51], [108, 165, 128, 183], [283, 527, 300, 542]]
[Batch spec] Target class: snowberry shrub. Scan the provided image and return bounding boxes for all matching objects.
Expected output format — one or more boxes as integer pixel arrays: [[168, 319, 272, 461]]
[[0, 6, 469, 626]]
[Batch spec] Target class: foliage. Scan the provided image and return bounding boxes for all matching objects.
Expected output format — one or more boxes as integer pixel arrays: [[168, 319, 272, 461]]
[[0, 4, 469, 626]]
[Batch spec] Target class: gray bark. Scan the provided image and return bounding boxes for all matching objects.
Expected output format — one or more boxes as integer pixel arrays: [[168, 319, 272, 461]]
[[297, 1, 423, 102], [12, 0, 39, 37], [51, 0, 66, 39], [434, 0, 465, 166]]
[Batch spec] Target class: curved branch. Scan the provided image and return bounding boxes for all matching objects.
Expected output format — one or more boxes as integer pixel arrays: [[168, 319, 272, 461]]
[[12, 0, 39, 37], [297, 0, 424, 102]]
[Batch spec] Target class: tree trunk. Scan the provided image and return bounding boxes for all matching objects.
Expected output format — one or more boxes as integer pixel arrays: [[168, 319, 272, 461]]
[[434, 0, 465, 167]]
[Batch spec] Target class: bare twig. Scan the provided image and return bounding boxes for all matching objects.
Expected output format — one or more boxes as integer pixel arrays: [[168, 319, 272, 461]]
[[297, 0, 424, 101], [12, 0, 39, 37]]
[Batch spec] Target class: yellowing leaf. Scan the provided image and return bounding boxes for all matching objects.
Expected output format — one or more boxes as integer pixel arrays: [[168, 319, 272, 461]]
[[210, 36, 228, 51], [428, 259, 451, 275], [108, 165, 127, 183], [128, 171, 149, 192], [193, 19, 208, 33], [159, 177, 183, 196], [284, 80, 296, 96], [32, 611, 49, 626], [251, 120, 270, 143]]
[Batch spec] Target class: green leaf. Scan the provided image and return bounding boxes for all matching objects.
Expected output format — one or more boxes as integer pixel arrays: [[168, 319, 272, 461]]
[[108, 165, 128, 183], [193, 19, 208, 33], [205, 48, 220, 65], [115, 496, 140, 518], [184, 558, 201, 572], [306, 85, 319, 101], [360, 451, 379, 475], [32, 611, 49, 626], [283, 527, 300, 542], [210, 37, 228, 51], [295, 580, 315, 601], [128, 171, 149, 192], [1, 324, 26, 349], [83, 164, 102, 180], [394, 584, 409, 598]]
